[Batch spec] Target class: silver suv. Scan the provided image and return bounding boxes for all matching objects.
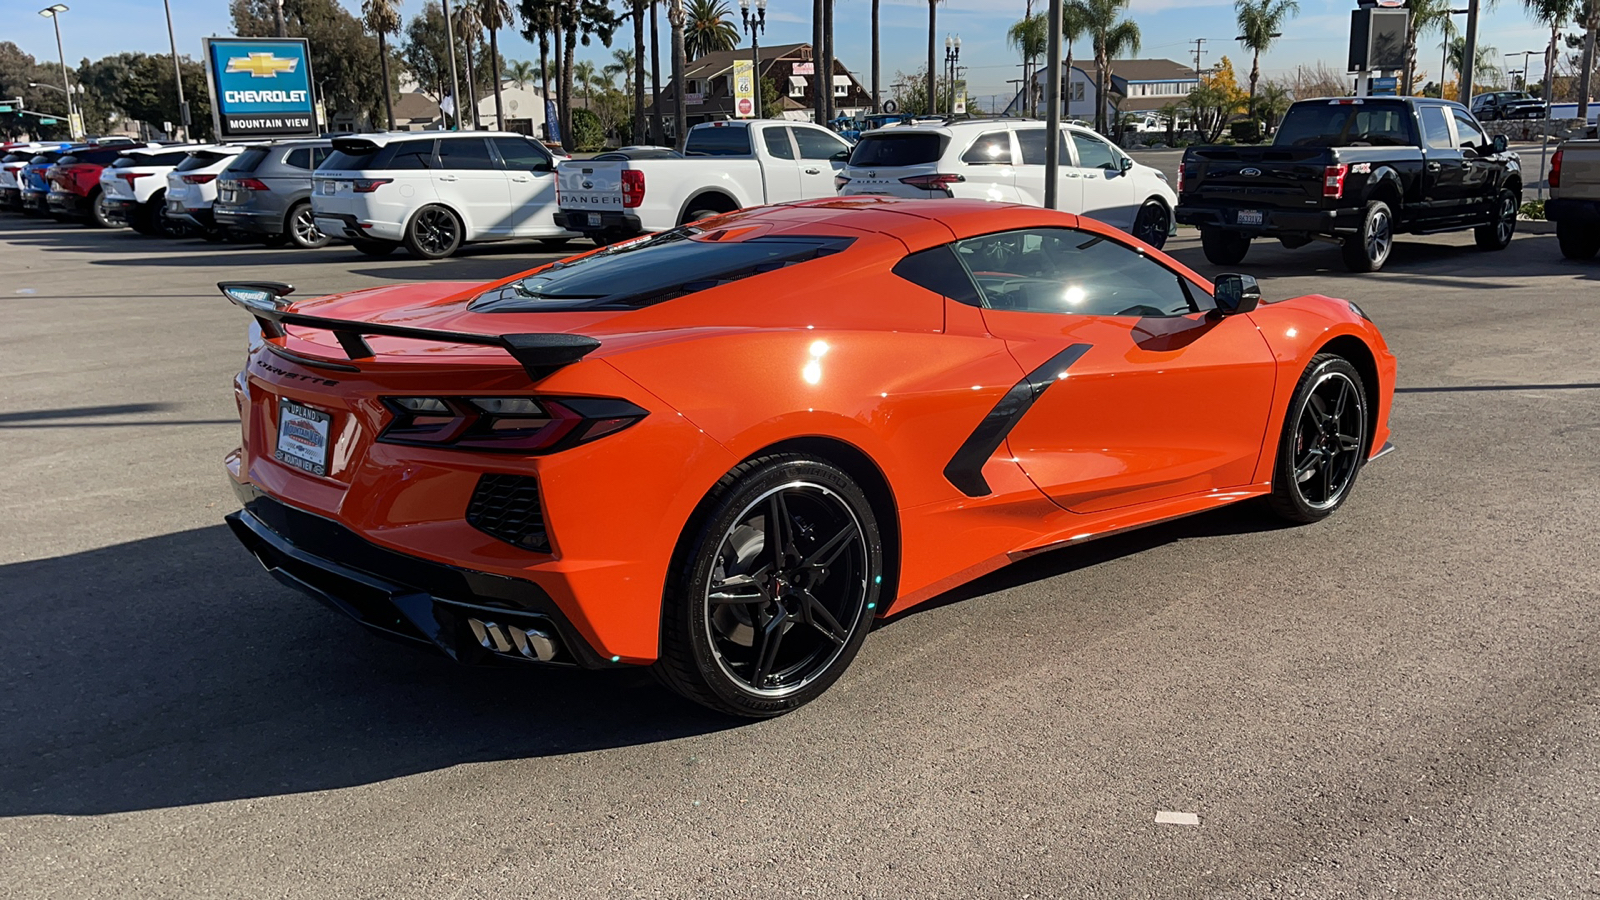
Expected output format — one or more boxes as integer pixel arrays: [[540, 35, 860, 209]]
[[837, 119, 1178, 248], [214, 138, 334, 249]]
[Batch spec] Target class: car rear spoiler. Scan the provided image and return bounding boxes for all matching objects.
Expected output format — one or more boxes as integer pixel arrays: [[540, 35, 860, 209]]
[[218, 281, 600, 381]]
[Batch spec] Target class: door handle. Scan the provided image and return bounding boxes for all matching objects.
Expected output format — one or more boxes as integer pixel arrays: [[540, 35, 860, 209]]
[[439, 174, 458, 181], [1459, 162, 1471, 169], [511, 176, 530, 182], [804, 167, 821, 175], [1064, 172, 1081, 178], [1426, 162, 1441, 171]]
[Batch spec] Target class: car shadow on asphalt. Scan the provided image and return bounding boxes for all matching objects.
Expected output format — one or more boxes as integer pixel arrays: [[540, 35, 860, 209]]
[[0, 524, 737, 817], [1166, 231, 1571, 285]]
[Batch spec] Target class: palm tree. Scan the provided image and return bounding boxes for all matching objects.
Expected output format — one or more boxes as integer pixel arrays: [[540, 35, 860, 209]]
[[1403, 0, 1461, 96], [362, 0, 403, 130], [626, 1, 645, 145], [669, 0, 687, 144], [477, 0, 513, 129], [684, 0, 739, 61], [1523, 0, 1580, 102], [1234, 0, 1298, 105], [1448, 35, 1503, 95], [504, 58, 538, 88], [454, 3, 484, 127], [607, 47, 637, 95], [1072, 0, 1141, 134], [650, 0, 664, 144], [1580, 0, 1599, 122], [1062, 1, 1090, 119], [1008, 14, 1048, 116], [573, 59, 600, 108]]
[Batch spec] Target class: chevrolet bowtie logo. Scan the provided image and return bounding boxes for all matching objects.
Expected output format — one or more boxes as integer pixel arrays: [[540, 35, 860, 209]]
[[226, 52, 300, 78]]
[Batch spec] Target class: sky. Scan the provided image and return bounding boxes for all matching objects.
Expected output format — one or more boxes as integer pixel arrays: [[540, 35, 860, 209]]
[[3, 0, 1571, 106]]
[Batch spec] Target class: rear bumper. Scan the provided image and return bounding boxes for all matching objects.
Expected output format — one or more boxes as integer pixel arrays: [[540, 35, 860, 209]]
[[226, 484, 623, 670], [1546, 197, 1600, 224], [20, 190, 49, 211], [47, 191, 91, 216], [1176, 203, 1362, 234], [553, 209, 642, 235], [0, 188, 20, 207], [214, 206, 282, 235]]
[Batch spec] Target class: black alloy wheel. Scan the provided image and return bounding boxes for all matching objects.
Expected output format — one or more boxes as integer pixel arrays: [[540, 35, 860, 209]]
[[404, 205, 464, 259], [1474, 188, 1518, 251], [656, 455, 883, 717], [1200, 227, 1251, 265], [286, 202, 330, 249], [1131, 201, 1170, 249], [1267, 353, 1369, 523], [1341, 200, 1393, 272]]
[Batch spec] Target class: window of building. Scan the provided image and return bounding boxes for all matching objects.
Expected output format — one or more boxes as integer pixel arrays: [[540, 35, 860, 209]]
[[789, 75, 807, 98]]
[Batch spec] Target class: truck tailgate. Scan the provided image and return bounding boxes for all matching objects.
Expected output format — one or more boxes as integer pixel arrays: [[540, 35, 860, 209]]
[[557, 160, 627, 212], [1185, 146, 1338, 208]]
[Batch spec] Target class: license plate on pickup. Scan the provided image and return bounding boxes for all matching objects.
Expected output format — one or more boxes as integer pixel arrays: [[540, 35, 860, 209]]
[[1235, 209, 1264, 226], [275, 399, 333, 477], [587, 212, 602, 227]]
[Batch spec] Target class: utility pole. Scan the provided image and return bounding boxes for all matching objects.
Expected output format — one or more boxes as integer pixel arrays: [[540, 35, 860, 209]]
[[442, 0, 463, 130], [162, 0, 188, 139], [1190, 38, 1207, 78], [1460, 0, 1480, 101], [274, 0, 287, 38], [1044, 0, 1063, 208]]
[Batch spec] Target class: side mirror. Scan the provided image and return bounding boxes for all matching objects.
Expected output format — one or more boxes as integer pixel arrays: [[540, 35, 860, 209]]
[[1119, 155, 1135, 172], [1212, 273, 1262, 316], [1492, 134, 1508, 153]]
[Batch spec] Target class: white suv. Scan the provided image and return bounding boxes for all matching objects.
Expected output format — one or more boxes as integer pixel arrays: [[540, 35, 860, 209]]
[[837, 120, 1177, 248], [101, 143, 205, 235], [165, 145, 247, 238], [312, 131, 575, 259]]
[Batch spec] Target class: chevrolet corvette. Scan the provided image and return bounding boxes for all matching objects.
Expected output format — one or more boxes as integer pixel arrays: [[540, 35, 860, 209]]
[[223, 197, 1396, 717]]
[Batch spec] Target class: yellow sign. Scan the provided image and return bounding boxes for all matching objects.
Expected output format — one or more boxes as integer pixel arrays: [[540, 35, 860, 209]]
[[226, 52, 301, 78], [733, 59, 756, 119]]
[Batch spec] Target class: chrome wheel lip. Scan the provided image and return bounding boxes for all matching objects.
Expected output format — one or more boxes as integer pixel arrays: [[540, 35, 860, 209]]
[[1366, 210, 1392, 263], [1292, 370, 1366, 511], [703, 480, 869, 700], [1496, 195, 1516, 243]]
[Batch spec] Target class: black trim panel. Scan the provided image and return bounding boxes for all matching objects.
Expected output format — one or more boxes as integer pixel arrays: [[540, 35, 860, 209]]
[[943, 343, 1092, 497]]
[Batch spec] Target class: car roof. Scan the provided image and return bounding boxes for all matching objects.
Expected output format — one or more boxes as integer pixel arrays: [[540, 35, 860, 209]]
[[335, 130, 534, 146]]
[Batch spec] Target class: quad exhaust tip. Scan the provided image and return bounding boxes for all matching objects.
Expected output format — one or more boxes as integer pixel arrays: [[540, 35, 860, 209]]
[[468, 617, 559, 662]]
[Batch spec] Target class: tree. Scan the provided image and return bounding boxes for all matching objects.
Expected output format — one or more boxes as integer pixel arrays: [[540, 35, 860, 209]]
[[684, 0, 739, 60], [573, 60, 600, 107], [1253, 79, 1292, 132], [232, 0, 388, 129], [625, 1, 646, 144], [1402, 0, 1461, 96], [1008, 14, 1047, 116], [669, 0, 687, 145], [515, 0, 557, 137], [558, 0, 620, 149], [362, 0, 403, 129], [607, 47, 636, 95], [478, 0, 515, 130], [1062, 1, 1090, 119], [1184, 55, 1246, 141], [68, 51, 214, 140], [1234, 0, 1298, 105], [1072, 0, 1141, 134], [889, 66, 963, 116], [1576, 0, 1598, 120], [455, 3, 484, 127], [1448, 36, 1503, 95], [761, 75, 783, 118], [504, 57, 537, 87]]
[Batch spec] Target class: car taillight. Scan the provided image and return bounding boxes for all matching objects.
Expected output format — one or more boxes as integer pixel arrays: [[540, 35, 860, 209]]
[[1549, 149, 1563, 188], [236, 177, 271, 191], [182, 173, 217, 185], [899, 173, 965, 195], [621, 169, 645, 208], [1323, 164, 1348, 199], [377, 396, 648, 453], [353, 178, 392, 193], [834, 174, 851, 190], [118, 172, 151, 186]]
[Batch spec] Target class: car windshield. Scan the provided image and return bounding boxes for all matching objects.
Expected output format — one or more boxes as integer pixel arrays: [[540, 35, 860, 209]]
[[1273, 100, 1415, 147], [472, 229, 855, 312], [848, 133, 947, 167]]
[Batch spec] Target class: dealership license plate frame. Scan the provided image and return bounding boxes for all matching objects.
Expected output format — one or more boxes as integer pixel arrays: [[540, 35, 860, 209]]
[[275, 398, 333, 477], [587, 212, 602, 227], [1236, 209, 1264, 226]]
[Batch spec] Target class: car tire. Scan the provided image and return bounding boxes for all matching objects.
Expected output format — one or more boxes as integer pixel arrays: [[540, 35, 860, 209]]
[[201, 228, 228, 243], [1200, 227, 1251, 265], [655, 454, 884, 718], [685, 208, 723, 225], [403, 204, 464, 259], [285, 201, 330, 249], [1265, 353, 1369, 524], [1556, 220, 1600, 259], [351, 239, 399, 257], [128, 202, 158, 236], [1131, 200, 1170, 249], [1473, 188, 1517, 251], [1340, 200, 1394, 272], [88, 189, 119, 228]]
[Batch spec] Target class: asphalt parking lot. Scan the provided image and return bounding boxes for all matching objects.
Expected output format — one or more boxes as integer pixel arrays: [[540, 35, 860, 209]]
[[2, 215, 1598, 899]]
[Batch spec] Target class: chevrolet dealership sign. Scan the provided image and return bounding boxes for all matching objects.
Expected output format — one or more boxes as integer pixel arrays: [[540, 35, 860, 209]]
[[203, 37, 318, 139]]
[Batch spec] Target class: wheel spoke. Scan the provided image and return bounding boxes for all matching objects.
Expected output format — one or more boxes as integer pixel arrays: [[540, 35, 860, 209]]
[[750, 609, 788, 686], [799, 522, 857, 570], [1331, 383, 1349, 419], [1337, 432, 1361, 451], [767, 492, 795, 570], [797, 591, 848, 645], [1320, 448, 1334, 499], [1295, 449, 1321, 484], [708, 571, 770, 605]]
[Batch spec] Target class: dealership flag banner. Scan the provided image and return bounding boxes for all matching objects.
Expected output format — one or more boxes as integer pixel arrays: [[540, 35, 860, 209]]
[[733, 60, 756, 118], [203, 37, 318, 139]]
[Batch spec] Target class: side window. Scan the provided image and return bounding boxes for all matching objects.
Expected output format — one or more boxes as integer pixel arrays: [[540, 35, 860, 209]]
[[384, 140, 437, 170], [1015, 129, 1048, 165], [1452, 110, 1487, 152], [1420, 106, 1453, 150], [951, 228, 1200, 317], [490, 136, 551, 170], [890, 245, 983, 307], [311, 147, 330, 168], [794, 127, 849, 160], [1069, 132, 1119, 170], [961, 131, 1013, 165], [285, 149, 312, 170], [762, 127, 796, 160], [437, 137, 496, 170]]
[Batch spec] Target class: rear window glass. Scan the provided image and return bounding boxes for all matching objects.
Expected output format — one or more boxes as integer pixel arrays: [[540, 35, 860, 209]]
[[472, 230, 855, 312], [961, 131, 1013, 165], [118, 150, 191, 167], [1274, 101, 1415, 147], [849, 133, 946, 167], [175, 151, 233, 172], [324, 139, 386, 170], [684, 126, 753, 157], [228, 148, 270, 173]]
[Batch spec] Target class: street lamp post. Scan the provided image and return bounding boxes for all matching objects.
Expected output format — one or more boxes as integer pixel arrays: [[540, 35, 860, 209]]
[[740, 0, 767, 118], [1441, 7, 1468, 99], [38, 4, 79, 139], [1506, 50, 1538, 90], [161, 0, 188, 139], [943, 34, 960, 116]]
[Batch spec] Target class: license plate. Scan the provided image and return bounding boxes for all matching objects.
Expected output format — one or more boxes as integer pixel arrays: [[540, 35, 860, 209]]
[[1236, 209, 1263, 226], [275, 399, 333, 477], [587, 212, 602, 227], [168, 200, 184, 213]]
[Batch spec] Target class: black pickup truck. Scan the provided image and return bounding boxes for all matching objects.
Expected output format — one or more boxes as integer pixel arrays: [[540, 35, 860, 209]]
[[1176, 97, 1522, 272]]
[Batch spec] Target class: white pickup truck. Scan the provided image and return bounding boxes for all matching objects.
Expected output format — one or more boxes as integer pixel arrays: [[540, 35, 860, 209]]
[[553, 120, 853, 243]]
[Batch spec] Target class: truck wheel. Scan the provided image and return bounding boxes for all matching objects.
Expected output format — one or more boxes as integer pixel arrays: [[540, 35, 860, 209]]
[[1556, 220, 1600, 259], [1473, 189, 1517, 251], [1200, 227, 1251, 265], [1341, 200, 1394, 272]]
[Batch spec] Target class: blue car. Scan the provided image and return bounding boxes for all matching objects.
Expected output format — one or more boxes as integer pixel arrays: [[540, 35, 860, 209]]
[[19, 145, 77, 217]]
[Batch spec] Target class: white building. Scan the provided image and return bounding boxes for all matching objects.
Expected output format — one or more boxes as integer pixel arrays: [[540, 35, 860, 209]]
[[1006, 58, 1199, 124]]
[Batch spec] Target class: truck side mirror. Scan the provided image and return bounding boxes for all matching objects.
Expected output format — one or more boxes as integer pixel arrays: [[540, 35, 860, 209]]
[[1492, 134, 1508, 153], [1212, 274, 1261, 316]]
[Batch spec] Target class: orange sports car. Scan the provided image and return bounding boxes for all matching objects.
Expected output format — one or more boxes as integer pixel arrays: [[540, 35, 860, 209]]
[[223, 197, 1395, 717]]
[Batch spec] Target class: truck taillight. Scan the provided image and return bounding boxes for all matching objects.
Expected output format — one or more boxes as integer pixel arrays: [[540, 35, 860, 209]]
[[621, 170, 645, 208], [1549, 149, 1563, 188], [1177, 166, 1185, 193], [1322, 164, 1348, 199], [899, 173, 965, 195]]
